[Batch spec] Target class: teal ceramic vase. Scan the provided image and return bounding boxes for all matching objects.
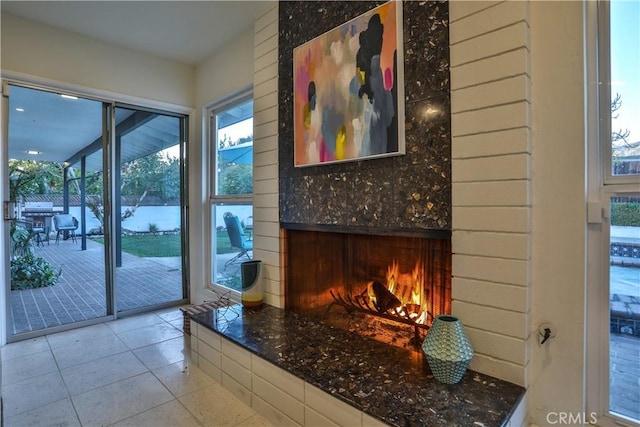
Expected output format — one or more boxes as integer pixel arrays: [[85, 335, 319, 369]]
[[422, 315, 474, 384]]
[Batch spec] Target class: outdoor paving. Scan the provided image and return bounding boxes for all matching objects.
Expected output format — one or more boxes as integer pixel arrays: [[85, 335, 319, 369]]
[[10, 238, 184, 336], [610, 333, 640, 421]]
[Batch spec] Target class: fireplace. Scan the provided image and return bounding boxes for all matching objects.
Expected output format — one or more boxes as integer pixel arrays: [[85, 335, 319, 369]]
[[284, 228, 452, 349]]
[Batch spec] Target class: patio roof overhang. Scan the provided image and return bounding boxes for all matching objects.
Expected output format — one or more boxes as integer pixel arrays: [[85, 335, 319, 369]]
[[8, 84, 181, 171]]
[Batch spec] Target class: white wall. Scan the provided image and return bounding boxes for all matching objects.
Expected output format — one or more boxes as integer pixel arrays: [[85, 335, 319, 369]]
[[189, 6, 280, 307], [251, 6, 281, 308], [190, 29, 256, 305], [1, 4, 592, 424], [529, 1, 587, 423], [0, 11, 196, 346], [0, 13, 194, 108], [0, 11, 262, 307], [450, 1, 589, 425], [449, 0, 532, 388]]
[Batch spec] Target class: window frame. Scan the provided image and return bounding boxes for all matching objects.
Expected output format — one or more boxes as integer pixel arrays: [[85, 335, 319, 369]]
[[207, 89, 254, 298], [586, 2, 640, 426], [599, 0, 640, 186]]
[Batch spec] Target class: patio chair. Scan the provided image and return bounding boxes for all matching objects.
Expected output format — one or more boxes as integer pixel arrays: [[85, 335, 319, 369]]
[[53, 214, 78, 244], [32, 223, 49, 247], [223, 212, 252, 269]]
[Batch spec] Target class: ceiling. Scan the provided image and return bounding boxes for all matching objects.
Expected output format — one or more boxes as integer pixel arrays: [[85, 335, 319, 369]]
[[1, 1, 274, 65], [2, 1, 272, 169]]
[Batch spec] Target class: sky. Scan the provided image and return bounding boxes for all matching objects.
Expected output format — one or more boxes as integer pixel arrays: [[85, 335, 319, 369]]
[[610, 0, 640, 149]]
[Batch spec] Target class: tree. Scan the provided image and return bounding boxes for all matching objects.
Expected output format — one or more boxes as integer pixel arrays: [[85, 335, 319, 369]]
[[9, 150, 182, 233], [161, 155, 181, 200], [9, 160, 64, 201], [86, 151, 180, 233], [120, 151, 180, 200], [611, 92, 632, 157], [218, 161, 253, 195]]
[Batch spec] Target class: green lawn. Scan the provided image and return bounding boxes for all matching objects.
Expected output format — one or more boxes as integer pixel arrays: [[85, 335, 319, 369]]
[[90, 231, 240, 257]]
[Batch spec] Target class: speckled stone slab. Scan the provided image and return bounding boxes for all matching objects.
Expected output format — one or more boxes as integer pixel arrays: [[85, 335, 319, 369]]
[[278, 1, 452, 232], [191, 305, 524, 427]]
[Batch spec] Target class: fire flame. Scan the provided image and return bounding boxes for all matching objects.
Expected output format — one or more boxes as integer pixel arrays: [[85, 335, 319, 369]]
[[366, 260, 429, 324]]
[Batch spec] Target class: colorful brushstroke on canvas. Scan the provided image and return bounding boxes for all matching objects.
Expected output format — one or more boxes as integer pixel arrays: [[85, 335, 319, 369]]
[[293, 0, 405, 167]]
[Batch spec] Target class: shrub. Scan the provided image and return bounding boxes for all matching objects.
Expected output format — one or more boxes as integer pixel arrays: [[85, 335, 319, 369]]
[[11, 253, 61, 290], [10, 223, 32, 258], [148, 223, 159, 234], [611, 202, 640, 227]]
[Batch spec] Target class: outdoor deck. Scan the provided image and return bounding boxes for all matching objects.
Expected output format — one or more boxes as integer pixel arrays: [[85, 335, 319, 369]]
[[10, 238, 183, 336], [610, 332, 640, 421]]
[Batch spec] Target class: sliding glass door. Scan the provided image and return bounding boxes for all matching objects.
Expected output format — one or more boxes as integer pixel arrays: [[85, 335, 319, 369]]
[[4, 83, 188, 340], [6, 85, 109, 337], [112, 106, 187, 313]]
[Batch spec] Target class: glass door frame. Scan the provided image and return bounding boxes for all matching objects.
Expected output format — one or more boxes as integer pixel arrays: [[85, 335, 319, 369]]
[[108, 102, 190, 316], [586, 2, 640, 424], [2, 79, 190, 342]]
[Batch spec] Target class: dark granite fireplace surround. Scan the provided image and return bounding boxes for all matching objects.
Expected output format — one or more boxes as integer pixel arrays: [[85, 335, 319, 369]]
[[278, 0, 452, 343], [191, 3, 525, 425], [278, 1, 451, 233]]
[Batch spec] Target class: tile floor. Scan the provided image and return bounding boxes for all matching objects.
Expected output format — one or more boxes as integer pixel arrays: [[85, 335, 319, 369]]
[[1, 307, 273, 427]]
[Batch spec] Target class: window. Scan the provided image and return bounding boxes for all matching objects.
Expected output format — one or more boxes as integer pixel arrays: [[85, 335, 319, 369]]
[[605, 1, 640, 182], [209, 94, 254, 294], [588, 2, 640, 426]]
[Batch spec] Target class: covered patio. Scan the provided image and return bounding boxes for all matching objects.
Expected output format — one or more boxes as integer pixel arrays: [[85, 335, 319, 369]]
[[9, 238, 183, 336]]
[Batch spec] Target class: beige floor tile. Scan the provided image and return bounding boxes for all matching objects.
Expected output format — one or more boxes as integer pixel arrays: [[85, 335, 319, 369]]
[[117, 323, 183, 350], [46, 323, 116, 350], [112, 399, 202, 427], [106, 312, 166, 334], [179, 383, 257, 427], [1, 371, 68, 418], [153, 361, 217, 398], [1, 336, 50, 362], [169, 319, 185, 331], [2, 307, 260, 427], [51, 333, 129, 369], [4, 397, 81, 427], [2, 349, 58, 385], [233, 413, 275, 427], [156, 307, 186, 323], [133, 336, 188, 370], [61, 351, 148, 396], [71, 372, 174, 426]]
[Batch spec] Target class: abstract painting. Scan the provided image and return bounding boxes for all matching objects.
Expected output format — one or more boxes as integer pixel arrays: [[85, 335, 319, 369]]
[[293, 0, 405, 167]]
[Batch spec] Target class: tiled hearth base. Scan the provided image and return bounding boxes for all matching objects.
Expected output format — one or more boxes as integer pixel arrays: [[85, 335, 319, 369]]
[[190, 305, 525, 427]]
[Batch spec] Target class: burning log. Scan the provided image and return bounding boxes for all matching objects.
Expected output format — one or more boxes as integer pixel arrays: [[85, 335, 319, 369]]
[[371, 281, 402, 313], [328, 288, 431, 348]]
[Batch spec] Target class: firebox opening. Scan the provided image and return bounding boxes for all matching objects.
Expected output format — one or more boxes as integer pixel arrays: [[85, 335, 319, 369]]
[[284, 229, 452, 350]]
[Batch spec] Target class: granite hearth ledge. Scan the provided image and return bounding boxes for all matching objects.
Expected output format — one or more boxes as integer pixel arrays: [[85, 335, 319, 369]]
[[190, 305, 524, 427]]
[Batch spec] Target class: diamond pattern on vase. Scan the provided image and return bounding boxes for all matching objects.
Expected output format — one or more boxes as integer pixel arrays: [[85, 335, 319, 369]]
[[422, 315, 474, 384]]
